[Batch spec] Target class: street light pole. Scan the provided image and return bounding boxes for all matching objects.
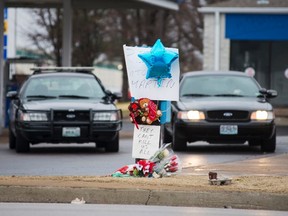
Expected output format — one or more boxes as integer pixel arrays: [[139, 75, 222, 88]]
[[0, 3, 5, 134]]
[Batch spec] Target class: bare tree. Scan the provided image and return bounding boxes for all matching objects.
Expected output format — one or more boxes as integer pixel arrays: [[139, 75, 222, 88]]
[[172, 0, 204, 72], [27, 8, 62, 66], [27, 8, 106, 66], [72, 9, 105, 66], [25, 0, 227, 101]]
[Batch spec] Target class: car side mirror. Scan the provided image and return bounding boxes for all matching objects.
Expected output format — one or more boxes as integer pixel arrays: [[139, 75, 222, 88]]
[[266, 89, 277, 98], [105, 90, 122, 102], [6, 91, 18, 99], [111, 92, 122, 100], [259, 88, 277, 98], [259, 88, 267, 95]]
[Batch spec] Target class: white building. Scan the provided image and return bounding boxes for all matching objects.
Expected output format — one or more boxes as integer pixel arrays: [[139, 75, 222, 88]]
[[199, 0, 288, 107]]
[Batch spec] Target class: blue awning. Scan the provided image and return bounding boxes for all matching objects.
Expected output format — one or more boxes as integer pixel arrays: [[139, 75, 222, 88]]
[[225, 14, 288, 40]]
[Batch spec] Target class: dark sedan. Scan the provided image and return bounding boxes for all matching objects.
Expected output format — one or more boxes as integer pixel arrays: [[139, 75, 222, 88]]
[[7, 67, 122, 153], [163, 71, 278, 152]]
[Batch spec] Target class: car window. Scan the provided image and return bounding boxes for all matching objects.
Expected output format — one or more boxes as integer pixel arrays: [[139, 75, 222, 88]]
[[23, 75, 106, 99], [180, 75, 260, 97]]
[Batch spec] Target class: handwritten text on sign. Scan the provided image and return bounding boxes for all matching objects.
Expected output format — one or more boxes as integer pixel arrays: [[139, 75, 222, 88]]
[[123, 45, 180, 101], [132, 125, 161, 159]]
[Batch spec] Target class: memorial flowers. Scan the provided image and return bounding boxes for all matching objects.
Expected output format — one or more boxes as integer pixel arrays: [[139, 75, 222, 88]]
[[121, 39, 181, 178], [112, 143, 181, 178]]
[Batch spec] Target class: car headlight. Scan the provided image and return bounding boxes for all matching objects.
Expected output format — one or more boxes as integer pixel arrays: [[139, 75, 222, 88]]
[[250, 110, 274, 120], [19, 112, 48, 121], [93, 112, 119, 121], [177, 110, 205, 121]]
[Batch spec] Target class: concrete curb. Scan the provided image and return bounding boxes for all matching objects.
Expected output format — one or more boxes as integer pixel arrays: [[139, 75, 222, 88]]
[[0, 186, 287, 211]]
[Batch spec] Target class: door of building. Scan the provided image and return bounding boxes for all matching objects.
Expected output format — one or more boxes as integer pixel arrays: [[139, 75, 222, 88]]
[[230, 40, 288, 106]]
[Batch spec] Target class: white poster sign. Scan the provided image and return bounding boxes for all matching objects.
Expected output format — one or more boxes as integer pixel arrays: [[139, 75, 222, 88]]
[[123, 45, 180, 101], [132, 125, 161, 159]]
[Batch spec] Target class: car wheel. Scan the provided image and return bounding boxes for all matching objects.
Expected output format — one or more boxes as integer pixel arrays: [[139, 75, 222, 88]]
[[9, 127, 16, 149], [261, 133, 276, 153], [172, 126, 187, 151], [15, 132, 30, 153], [162, 125, 172, 144], [105, 133, 119, 153]]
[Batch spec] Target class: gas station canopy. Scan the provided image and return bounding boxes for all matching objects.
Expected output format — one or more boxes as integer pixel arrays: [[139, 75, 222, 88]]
[[0, 0, 179, 133], [2, 0, 179, 66], [4, 0, 179, 10]]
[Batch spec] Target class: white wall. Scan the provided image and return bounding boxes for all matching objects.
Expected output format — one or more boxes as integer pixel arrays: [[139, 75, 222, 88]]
[[93, 67, 123, 93], [202, 13, 230, 71]]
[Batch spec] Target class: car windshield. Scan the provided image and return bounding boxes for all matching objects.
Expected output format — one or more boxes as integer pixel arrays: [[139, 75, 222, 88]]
[[180, 74, 260, 97], [23, 75, 106, 99]]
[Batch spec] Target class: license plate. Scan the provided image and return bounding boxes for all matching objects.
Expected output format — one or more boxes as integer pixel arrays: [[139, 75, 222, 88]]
[[62, 127, 80, 137], [220, 125, 238, 135]]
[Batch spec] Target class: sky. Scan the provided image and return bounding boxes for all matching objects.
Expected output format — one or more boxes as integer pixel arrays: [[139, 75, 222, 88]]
[[6, 8, 36, 58]]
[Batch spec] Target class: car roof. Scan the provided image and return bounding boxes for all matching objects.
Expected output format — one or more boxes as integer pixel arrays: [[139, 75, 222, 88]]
[[30, 72, 95, 79], [182, 70, 251, 78], [30, 67, 96, 78]]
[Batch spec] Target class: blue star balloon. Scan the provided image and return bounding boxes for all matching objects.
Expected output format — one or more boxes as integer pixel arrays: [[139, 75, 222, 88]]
[[138, 39, 178, 87]]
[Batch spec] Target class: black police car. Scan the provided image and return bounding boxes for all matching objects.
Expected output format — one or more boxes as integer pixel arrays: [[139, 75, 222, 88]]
[[163, 71, 278, 152], [7, 67, 122, 153]]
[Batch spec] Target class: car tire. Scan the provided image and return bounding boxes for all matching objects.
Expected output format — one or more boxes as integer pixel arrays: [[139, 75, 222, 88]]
[[162, 125, 172, 144], [15, 132, 30, 153], [9, 127, 16, 149], [261, 133, 276, 153], [105, 133, 119, 153], [172, 126, 187, 151]]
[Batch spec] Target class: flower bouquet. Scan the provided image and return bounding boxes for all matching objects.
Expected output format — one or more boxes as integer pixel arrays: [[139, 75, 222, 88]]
[[150, 143, 181, 177], [112, 143, 181, 178]]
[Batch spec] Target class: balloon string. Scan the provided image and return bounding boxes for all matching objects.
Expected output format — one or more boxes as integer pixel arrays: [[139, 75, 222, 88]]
[[130, 113, 139, 129], [157, 78, 163, 87]]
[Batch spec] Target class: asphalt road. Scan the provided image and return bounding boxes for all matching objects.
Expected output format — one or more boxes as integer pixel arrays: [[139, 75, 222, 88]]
[[0, 120, 287, 176], [0, 135, 287, 176], [276, 126, 288, 136], [1, 203, 287, 216]]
